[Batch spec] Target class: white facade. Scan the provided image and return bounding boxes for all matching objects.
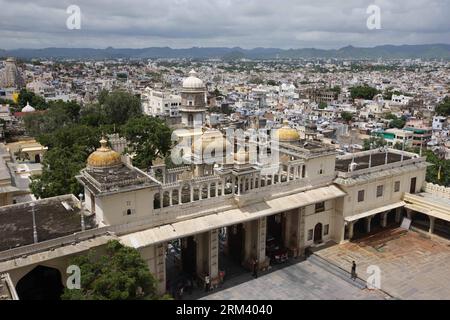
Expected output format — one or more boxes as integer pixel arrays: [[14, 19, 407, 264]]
[[141, 87, 181, 117]]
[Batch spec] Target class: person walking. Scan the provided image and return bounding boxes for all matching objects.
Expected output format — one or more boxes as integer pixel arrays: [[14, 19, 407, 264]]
[[204, 273, 210, 292], [252, 258, 258, 278], [351, 261, 357, 280]]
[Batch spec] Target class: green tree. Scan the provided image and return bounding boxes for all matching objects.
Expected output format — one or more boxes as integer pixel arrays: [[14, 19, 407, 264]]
[[341, 111, 353, 123], [350, 85, 379, 100], [61, 240, 162, 300], [96, 90, 141, 126], [412, 148, 450, 187], [122, 116, 172, 170], [363, 136, 387, 150], [435, 97, 450, 117], [18, 89, 48, 110], [29, 145, 88, 198], [318, 102, 327, 109]]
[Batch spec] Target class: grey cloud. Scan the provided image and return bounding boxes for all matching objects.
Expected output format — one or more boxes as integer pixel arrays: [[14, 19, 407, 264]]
[[0, 0, 449, 49]]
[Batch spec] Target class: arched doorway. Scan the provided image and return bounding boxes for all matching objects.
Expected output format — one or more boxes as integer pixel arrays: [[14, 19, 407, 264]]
[[314, 223, 323, 244], [34, 154, 41, 163], [16, 265, 64, 300]]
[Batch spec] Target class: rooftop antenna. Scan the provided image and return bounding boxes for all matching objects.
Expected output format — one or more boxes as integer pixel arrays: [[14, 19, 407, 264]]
[[31, 203, 38, 244]]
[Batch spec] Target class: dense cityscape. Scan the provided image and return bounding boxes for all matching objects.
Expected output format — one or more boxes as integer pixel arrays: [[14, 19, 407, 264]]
[[0, 0, 450, 306]]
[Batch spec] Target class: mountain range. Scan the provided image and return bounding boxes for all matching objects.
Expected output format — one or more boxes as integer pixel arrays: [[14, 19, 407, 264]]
[[1, 44, 449, 60]]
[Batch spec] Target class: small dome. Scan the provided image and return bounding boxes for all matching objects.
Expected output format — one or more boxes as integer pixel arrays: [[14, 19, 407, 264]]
[[21, 101, 35, 113], [182, 69, 205, 89], [275, 120, 300, 142], [87, 138, 122, 169]]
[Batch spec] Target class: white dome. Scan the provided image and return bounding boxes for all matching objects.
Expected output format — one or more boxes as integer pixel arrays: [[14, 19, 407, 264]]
[[21, 102, 36, 113], [182, 70, 204, 89]]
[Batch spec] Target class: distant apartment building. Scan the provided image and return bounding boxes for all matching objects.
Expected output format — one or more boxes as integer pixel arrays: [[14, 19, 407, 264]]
[[391, 94, 413, 106], [375, 128, 414, 148], [404, 119, 432, 147], [141, 87, 181, 117], [432, 116, 448, 131], [306, 88, 337, 105]]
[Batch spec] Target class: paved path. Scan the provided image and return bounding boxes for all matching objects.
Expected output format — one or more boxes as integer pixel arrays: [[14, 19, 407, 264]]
[[195, 259, 387, 300], [315, 228, 450, 300]]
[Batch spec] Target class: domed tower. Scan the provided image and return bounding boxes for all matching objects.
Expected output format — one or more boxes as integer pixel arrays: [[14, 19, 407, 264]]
[[180, 70, 207, 128]]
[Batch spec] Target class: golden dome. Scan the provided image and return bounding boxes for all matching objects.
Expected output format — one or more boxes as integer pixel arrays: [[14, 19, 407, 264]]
[[87, 138, 122, 169], [275, 120, 300, 142]]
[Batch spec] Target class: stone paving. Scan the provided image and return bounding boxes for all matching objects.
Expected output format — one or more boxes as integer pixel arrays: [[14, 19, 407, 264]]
[[195, 259, 388, 300], [315, 228, 450, 300]]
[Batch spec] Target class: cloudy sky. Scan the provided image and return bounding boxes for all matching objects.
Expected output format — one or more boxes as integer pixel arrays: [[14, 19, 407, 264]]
[[1, 0, 449, 49]]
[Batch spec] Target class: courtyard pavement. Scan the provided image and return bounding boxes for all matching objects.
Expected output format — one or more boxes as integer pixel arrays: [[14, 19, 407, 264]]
[[192, 259, 388, 300], [314, 228, 450, 300]]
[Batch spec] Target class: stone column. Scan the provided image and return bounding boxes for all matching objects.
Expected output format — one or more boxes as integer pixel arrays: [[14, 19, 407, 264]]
[[366, 216, 372, 233], [429, 216, 436, 234], [190, 185, 194, 202], [348, 221, 355, 240], [139, 243, 167, 295], [381, 212, 388, 228], [395, 207, 402, 223], [195, 230, 218, 281], [207, 184, 211, 199], [406, 208, 413, 220], [178, 188, 182, 204], [169, 191, 173, 206]]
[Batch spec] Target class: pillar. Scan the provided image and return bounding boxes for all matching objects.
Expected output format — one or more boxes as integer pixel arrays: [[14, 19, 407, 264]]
[[366, 216, 372, 233], [243, 217, 267, 270], [381, 212, 388, 228], [169, 191, 173, 206], [139, 243, 166, 295], [348, 221, 355, 240], [406, 208, 412, 220], [178, 188, 182, 204], [190, 185, 194, 202], [429, 216, 435, 234], [395, 207, 402, 223], [195, 229, 219, 282]]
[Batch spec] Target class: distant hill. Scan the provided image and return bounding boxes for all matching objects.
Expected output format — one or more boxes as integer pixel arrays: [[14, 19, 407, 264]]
[[1, 44, 449, 60]]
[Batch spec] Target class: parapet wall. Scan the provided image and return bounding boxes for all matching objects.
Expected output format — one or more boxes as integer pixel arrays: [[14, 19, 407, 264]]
[[423, 182, 450, 199]]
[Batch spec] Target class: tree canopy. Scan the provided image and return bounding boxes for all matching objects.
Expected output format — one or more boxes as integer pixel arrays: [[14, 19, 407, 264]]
[[122, 115, 172, 170], [340, 111, 353, 123], [435, 97, 450, 117], [350, 85, 380, 100], [62, 240, 163, 300], [363, 136, 387, 151], [18, 89, 48, 110], [24, 91, 172, 199]]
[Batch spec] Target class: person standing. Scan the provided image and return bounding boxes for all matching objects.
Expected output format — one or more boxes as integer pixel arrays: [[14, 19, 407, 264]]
[[252, 258, 258, 278], [204, 273, 210, 292], [351, 261, 357, 280]]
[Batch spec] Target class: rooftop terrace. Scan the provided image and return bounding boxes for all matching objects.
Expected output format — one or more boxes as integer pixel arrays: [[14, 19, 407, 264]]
[[336, 151, 413, 173], [0, 195, 96, 252]]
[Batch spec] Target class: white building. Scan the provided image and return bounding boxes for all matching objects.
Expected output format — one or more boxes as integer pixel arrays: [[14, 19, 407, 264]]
[[141, 87, 181, 118]]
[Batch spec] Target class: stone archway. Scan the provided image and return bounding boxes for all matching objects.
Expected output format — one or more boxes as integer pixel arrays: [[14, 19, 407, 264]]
[[16, 265, 64, 300]]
